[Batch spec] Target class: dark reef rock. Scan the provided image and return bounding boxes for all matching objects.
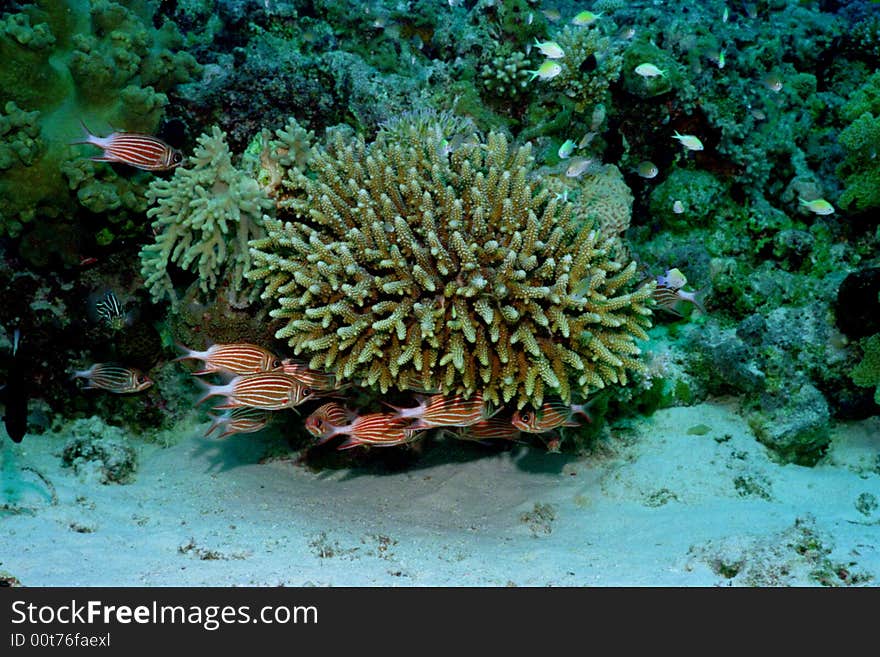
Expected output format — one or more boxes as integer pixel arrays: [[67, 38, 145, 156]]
[[695, 327, 766, 395], [61, 418, 138, 485], [748, 383, 831, 466], [835, 267, 880, 339]]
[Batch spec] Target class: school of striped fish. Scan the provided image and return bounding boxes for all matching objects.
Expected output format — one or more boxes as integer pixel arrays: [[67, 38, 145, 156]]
[[70, 258, 703, 453], [168, 341, 593, 451]]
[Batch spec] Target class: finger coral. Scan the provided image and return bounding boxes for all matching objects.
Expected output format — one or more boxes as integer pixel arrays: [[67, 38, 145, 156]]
[[248, 117, 653, 408], [140, 126, 273, 306], [546, 23, 624, 113]]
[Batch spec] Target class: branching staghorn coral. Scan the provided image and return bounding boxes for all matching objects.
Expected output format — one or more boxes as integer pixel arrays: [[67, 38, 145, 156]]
[[248, 118, 653, 408], [547, 24, 624, 113], [140, 126, 273, 306]]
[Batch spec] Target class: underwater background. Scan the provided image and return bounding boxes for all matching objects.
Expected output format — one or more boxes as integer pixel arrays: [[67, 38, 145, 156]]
[[0, 0, 879, 586]]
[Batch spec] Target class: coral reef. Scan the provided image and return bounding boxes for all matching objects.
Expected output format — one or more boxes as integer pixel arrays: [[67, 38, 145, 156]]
[[574, 165, 634, 237], [0, 0, 200, 239], [649, 167, 729, 232], [837, 71, 880, 212], [748, 383, 831, 466], [140, 126, 273, 306], [60, 417, 138, 484], [249, 118, 653, 408], [851, 334, 880, 405], [480, 50, 534, 106]]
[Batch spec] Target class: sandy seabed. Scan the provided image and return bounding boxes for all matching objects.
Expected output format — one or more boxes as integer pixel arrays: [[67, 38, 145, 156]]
[[2, 399, 878, 586]]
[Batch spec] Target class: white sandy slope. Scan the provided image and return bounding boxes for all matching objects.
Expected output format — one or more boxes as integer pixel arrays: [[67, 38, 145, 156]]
[[1, 398, 878, 586]]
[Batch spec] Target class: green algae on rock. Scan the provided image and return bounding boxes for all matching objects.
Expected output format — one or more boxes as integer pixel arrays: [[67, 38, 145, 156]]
[[0, 0, 200, 238], [248, 118, 653, 408]]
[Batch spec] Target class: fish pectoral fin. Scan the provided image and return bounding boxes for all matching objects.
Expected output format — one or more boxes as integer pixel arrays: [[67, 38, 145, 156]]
[[336, 437, 363, 450]]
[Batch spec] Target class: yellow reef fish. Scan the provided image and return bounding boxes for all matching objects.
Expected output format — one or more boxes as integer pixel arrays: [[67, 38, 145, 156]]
[[635, 63, 666, 78], [672, 131, 704, 151], [572, 10, 601, 26], [534, 39, 565, 59], [557, 139, 576, 159], [799, 198, 835, 215], [527, 60, 562, 81], [637, 161, 659, 179]]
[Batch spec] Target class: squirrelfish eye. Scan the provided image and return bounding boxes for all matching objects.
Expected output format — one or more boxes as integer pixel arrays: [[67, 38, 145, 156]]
[[521, 412, 531, 423], [272, 359, 282, 368], [303, 387, 312, 397], [172, 151, 182, 163]]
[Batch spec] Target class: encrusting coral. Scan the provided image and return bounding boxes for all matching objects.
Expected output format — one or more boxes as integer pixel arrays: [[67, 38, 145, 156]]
[[0, 0, 200, 238], [248, 116, 653, 408], [837, 70, 880, 212], [851, 333, 880, 405], [140, 126, 273, 306]]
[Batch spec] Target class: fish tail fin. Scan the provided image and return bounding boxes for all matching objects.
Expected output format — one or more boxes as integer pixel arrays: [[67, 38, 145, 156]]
[[195, 378, 231, 406], [70, 118, 99, 146], [174, 343, 210, 364], [483, 402, 504, 420], [381, 395, 427, 416], [70, 366, 92, 381], [380, 400, 410, 413], [690, 287, 709, 315], [204, 412, 228, 438], [404, 419, 430, 432]]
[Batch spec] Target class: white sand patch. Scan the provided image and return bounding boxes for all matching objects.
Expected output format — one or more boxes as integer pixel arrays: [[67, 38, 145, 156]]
[[1, 399, 878, 586]]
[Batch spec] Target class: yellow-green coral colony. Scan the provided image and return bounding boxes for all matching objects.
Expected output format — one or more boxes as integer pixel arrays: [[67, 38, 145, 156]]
[[248, 118, 653, 408]]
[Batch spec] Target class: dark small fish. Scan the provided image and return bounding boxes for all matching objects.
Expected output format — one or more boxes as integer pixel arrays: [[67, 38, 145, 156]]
[[2, 329, 28, 443], [652, 284, 706, 316], [94, 291, 129, 331]]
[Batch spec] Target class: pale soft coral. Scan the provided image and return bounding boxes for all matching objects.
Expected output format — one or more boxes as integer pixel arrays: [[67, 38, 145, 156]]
[[139, 126, 272, 307]]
